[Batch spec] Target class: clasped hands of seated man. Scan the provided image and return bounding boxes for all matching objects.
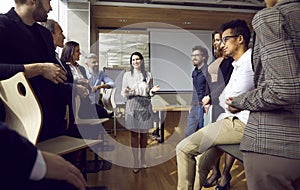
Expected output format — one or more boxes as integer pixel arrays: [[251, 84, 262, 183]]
[[201, 96, 241, 114], [225, 97, 242, 114]]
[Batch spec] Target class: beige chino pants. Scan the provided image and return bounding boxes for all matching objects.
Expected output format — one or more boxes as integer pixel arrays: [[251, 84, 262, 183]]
[[176, 116, 245, 190]]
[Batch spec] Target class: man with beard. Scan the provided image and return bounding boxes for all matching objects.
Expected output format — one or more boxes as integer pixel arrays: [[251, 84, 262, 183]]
[[0, 0, 70, 141], [176, 19, 254, 190], [185, 45, 209, 137], [0, 0, 86, 189], [84, 53, 115, 118]]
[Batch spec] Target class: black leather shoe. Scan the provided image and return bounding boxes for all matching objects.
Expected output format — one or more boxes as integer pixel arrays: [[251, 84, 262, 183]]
[[215, 182, 230, 190], [203, 172, 221, 187], [215, 174, 231, 190]]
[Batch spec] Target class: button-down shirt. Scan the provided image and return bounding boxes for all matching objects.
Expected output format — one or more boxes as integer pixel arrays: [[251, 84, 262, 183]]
[[219, 48, 254, 124], [191, 65, 208, 104], [86, 69, 115, 104]]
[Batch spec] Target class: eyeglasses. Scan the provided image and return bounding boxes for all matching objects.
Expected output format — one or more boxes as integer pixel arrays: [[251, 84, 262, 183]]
[[221, 35, 240, 44]]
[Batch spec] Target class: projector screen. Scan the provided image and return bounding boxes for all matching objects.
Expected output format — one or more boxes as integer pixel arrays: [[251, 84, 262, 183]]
[[149, 28, 213, 92]]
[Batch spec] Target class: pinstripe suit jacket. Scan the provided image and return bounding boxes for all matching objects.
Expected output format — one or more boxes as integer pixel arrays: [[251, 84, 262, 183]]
[[232, 0, 300, 159]]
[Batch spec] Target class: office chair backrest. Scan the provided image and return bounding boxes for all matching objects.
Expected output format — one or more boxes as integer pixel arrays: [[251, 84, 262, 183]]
[[0, 72, 42, 145], [102, 88, 116, 112]]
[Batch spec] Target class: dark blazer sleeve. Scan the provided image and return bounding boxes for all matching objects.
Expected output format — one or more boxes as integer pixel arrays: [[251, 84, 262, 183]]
[[0, 64, 25, 80], [0, 122, 38, 183]]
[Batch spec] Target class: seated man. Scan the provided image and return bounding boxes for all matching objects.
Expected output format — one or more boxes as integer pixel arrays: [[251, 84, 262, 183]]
[[176, 19, 254, 190], [84, 53, 115, 118], [0, 122, 86, 190]]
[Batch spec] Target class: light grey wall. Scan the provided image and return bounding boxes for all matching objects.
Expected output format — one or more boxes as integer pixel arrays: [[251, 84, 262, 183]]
[[66, 2, 90, 66]]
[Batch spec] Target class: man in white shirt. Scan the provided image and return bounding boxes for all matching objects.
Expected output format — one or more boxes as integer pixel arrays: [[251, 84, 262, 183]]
[[176, 19, 254, 190]]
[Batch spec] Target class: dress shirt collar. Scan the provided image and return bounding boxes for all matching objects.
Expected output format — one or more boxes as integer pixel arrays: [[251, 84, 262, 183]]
[[232, 48, 252, 69]]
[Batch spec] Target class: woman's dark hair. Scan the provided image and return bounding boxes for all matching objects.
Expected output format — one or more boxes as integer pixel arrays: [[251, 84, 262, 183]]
[[60, 41, 79, 63], [130, 52, 147, 82], [213, 30, 223, 58]]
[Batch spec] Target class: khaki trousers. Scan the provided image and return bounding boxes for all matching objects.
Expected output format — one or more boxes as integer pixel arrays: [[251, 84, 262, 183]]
[[176, 116, 245, 190], [243, 152, 300, 190]]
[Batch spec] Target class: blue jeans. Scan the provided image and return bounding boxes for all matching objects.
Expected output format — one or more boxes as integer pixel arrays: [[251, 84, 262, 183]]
[[185, 105, 205, 137]]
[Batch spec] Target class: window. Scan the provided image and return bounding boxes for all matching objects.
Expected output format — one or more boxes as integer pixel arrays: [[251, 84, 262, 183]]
[[98, 29, 149, 71]]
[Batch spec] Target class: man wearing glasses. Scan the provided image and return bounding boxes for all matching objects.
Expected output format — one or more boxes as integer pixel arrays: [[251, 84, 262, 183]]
[[176, 19, 254, 190], [185, 46, 209, 137]]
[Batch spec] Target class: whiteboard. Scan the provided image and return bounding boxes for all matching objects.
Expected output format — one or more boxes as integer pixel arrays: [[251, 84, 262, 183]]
[[149, 28, 213, 92]]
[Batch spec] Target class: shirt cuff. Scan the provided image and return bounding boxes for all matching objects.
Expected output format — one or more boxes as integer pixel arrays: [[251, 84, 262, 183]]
[[149, 90, 156, 97], [29, 150, 47, 180]]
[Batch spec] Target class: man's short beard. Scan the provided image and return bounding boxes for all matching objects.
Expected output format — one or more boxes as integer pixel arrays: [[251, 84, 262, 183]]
[[32, 1, 48, 22]]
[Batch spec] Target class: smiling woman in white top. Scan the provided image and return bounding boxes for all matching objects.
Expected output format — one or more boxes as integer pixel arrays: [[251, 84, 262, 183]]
[[121, 52, 160, 174]]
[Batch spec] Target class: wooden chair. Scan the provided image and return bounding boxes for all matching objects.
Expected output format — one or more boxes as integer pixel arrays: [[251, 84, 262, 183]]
[[0, 72, 102, 180], [103, 67, 126, 137], [0, 72, 42, 144], [101, 87, 118, 137]]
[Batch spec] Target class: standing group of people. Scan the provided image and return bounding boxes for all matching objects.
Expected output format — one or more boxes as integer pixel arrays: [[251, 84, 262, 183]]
[[0, 0, 87, 189], [0, 0, 115, 189], [0, 0, 299, 190]]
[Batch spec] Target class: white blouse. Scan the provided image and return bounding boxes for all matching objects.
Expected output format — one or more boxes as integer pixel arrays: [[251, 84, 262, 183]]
[[121, 71, 153, 98]]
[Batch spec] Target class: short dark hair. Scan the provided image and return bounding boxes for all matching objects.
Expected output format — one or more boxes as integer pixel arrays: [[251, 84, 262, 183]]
[[221, 19, 251, 48], [192, 45, 209, 64]]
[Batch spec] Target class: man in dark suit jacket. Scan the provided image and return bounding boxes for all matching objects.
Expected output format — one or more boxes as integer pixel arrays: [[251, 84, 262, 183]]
[[0, 0, 70, 142], [0, 0, 87, 189]]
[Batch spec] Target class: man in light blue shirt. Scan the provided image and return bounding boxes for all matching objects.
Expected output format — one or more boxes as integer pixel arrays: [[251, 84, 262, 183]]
[[84, 53, 115, 118]]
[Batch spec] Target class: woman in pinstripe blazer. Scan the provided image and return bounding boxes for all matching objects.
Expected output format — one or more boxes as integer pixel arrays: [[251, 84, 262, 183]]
[[227, 0, 300, 189]]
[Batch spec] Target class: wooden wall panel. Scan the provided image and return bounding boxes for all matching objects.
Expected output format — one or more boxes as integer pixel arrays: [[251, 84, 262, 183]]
[[91, 5, 255, 53], [92, 5, 255, 30]]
